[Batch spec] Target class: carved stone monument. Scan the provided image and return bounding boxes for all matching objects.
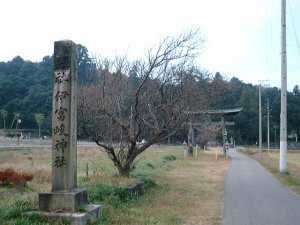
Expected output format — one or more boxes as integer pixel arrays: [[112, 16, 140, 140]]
[[36, 40, 101, 225]]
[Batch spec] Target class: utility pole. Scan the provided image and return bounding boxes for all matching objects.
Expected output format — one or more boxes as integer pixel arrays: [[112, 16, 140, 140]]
[[267, 99, 270, 151], [258, 80, 270, 150], [280, 0, 287, 173], [259, 84, 262, 150], [274, 125, 278, 147]]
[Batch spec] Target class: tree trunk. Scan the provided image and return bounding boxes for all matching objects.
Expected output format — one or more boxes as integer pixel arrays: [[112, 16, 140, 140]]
[[116, 155, 136, 177], [117, 166, 131, 177]]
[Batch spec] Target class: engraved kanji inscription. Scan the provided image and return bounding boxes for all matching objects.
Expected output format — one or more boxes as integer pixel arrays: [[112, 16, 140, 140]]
[[54, 70, 70, 83], [54, 139, 68, 153], [54, 156, 67, 168], [55, 107, 68, 121], [55, 91, 70, 102], [53, 123, 69, 136]]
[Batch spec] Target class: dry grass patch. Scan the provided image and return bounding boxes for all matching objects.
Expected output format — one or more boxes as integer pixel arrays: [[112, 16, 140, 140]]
[[165, 154, 228, 225], [0, 146, 229, 225], [98, 151, 229, 225]]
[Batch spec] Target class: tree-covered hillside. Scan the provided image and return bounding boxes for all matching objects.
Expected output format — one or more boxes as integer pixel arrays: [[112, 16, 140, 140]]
[[0, 45, 299, 145], [0, 45, 96, 132]]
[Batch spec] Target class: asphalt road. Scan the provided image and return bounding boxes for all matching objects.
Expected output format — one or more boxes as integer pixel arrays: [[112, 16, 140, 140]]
[[224, 152, 300, 225]]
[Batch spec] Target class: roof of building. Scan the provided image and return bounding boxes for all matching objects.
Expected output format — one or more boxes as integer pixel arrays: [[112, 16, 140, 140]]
[[186, 107, 243, 116]]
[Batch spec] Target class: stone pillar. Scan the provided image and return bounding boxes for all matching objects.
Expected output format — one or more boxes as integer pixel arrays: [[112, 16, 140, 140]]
[[38, 41, 89, 213], [52, 40, 77, 191], [37, 42, 102, 224]]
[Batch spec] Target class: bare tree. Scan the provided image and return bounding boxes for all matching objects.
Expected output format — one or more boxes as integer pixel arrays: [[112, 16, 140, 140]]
[[78, 31, 202, 176], [195, 123, 221, 148]]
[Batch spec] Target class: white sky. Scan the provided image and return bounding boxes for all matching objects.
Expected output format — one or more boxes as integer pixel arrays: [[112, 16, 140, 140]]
[[1, 0, 299, 89]]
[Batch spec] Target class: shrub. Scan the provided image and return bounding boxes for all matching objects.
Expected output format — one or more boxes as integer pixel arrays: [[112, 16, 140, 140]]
[[162, 155, 177, 161], [88, 178, 157, 207], [146, 162, 155, 169], [138, 177, 157, 189], [0, 169, 33, 186]]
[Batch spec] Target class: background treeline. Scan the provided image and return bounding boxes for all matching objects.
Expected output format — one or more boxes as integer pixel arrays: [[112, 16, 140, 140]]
[[0, 44, 299, 145], [0, 45, 96, 133]]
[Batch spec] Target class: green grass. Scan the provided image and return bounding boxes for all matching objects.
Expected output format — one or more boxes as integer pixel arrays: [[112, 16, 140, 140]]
[[87, 180, 156, 208], [0, 198, 69, 225]]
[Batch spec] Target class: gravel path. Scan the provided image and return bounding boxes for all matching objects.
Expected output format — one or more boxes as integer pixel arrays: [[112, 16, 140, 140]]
[[224, 152, 300, 225]]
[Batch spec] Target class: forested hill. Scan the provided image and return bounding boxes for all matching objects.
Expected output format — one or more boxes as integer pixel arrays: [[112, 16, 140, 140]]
[[0, 44, 300, 145], [0, 55, 53, 130], [0, 45, 96, 131]]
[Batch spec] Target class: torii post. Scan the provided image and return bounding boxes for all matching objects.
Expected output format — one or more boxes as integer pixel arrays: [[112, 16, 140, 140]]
[[221, 119, 236, 157], [186, 122, 195, 157]]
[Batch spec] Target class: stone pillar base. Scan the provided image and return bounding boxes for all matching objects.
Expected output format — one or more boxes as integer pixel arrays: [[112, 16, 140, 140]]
[[39, 188, 88, 212], [26, 204, 102, 225]]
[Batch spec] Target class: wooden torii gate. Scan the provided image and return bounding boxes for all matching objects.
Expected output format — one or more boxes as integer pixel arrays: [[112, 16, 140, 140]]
[[185, 107, 243, 156]]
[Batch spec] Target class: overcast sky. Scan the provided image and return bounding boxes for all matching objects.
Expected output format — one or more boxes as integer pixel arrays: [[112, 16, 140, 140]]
[[1, 0, 299, 89]]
